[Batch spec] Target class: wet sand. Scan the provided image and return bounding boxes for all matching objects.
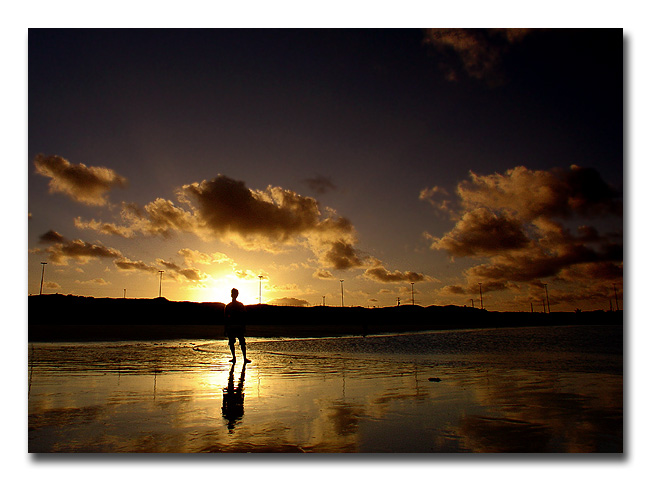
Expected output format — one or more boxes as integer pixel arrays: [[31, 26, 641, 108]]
[[28, 325, 622, 453]]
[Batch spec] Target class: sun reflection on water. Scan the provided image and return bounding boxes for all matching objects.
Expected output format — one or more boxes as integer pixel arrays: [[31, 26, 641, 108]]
[[28, 326, 622, 453]]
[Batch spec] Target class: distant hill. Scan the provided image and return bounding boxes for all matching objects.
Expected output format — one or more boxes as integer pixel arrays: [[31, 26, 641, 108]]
[[28, 294, 623, 341]]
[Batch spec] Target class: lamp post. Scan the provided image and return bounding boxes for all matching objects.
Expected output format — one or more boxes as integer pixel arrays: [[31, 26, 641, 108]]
[[158, 271, 164, 298], [478, 283, 483, 310], [259, 275, 263, 304], [39, 262, 47, 295], [613, 283, 620, 311], [411, 282, 415, 306], [544, 283, 551, 313], [340, 280, 344, 307]]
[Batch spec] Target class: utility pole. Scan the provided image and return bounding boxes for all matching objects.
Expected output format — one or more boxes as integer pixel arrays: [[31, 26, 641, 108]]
[[544, 283, 551, 313], [158, 270, 164, 298], [39, 262, 47, 295], [397, 297, 401, 306], [470, 299, 474, 309], [613, 284, 620, 311], [340, 280, 344, 307], [322, 295, 326, 306], [259, 275, 263, 304], [478, 283, 483, 310], [411, 282, 415, 306], [123, 289, 126, 299]]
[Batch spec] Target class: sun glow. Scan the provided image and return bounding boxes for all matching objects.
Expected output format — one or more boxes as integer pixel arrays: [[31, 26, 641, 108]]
[[204, 276, 261, 305]]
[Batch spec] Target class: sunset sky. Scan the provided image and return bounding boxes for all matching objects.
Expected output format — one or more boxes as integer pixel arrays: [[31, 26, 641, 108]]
[[27, 28, 623, 310]]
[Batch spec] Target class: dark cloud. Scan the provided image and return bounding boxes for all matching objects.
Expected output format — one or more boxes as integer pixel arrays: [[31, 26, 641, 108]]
[[424, 28, 532, 84], [363, 259, 428, 283], [428, 165, 623, 299], [81, 173, 365, 271], [34, 154, 127, 206], [114, 258, 159, 273], [303, 175, 337, 195], [319, 239, 365, 270], [427, 208, 530, 257], [313, 269, 334, 280], [45, 239, 123, 265], [455, 165, 621, 222], [39, 230, 65, 244], [180, 175, 325, 242], [441, 285, 467, 295], [156, 259, 206, 282]]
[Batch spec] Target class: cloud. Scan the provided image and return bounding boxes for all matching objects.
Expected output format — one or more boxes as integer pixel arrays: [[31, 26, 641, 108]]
[[74, 217, 134, 238], [426, 208, 530, 257], [270, 297, 310, 307], [44, 238, 123, 265], [456, 165, 622, 221], [317, 239, 365, 270], [234, 269, 260, 280], [178, 175, 329, 243], [43, 281, 61, 291], [114, 258, 159, 273], [34, 154, 127, 205], [303, 175, 337, 195], [424, 28, 532, 84], [75, 278, 110, 285], [178, 248, 234, 266], [363, 259, 430, 283], [419, 186, 451, 213], [123, 199, 196, 237], [39, 230, 65, 244], [313, 269, 334, 280], [156, 259, 207, 282], [79, 173, 366, 271], [428, 165, 623, 300]]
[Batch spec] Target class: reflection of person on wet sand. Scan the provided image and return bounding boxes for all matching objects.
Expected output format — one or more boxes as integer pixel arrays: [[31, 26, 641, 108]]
[[224, 288, 251, 363], [222, 363, 246, 431]]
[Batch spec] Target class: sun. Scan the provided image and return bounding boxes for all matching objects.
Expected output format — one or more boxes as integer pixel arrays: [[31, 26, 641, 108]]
[[209, 277, 261, 305]]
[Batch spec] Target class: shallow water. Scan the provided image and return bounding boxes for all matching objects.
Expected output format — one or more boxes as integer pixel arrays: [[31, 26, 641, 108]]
[[28, 325, 623, 453]]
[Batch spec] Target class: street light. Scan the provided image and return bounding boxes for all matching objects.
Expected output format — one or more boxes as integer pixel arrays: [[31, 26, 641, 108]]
[[544, 283, 551, 313], [259, 275, 263, 304], [478, 283, 483, 310], [340, 280, 344, 307], [39, 262, 47, 295], [613, 283, 620, 311], [158, 270, 164, 298], [411, 282, 415, 306]]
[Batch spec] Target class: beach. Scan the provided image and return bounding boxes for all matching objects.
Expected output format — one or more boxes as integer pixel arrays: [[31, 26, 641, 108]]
[[28, 324, 622, 453]]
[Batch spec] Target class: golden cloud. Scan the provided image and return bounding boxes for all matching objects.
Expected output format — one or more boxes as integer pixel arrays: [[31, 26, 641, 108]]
[[34, 154, 127, 206], [427, 165, 623, 299]]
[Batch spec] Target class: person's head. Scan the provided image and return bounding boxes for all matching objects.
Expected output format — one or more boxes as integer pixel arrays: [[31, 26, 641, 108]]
[[231, 288, 239, 300]]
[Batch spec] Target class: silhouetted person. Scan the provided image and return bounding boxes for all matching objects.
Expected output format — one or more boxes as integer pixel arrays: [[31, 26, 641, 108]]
[[222, 363, 246, 432], [224, 288, 250, 363]]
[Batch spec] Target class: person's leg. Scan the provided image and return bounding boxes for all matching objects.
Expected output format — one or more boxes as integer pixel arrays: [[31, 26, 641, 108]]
[[239, 336, 251, 363], [228, 337, 237, 362]]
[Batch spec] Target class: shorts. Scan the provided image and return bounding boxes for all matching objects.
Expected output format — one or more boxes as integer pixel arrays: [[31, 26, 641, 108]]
[[226, 325, 245, 342]]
